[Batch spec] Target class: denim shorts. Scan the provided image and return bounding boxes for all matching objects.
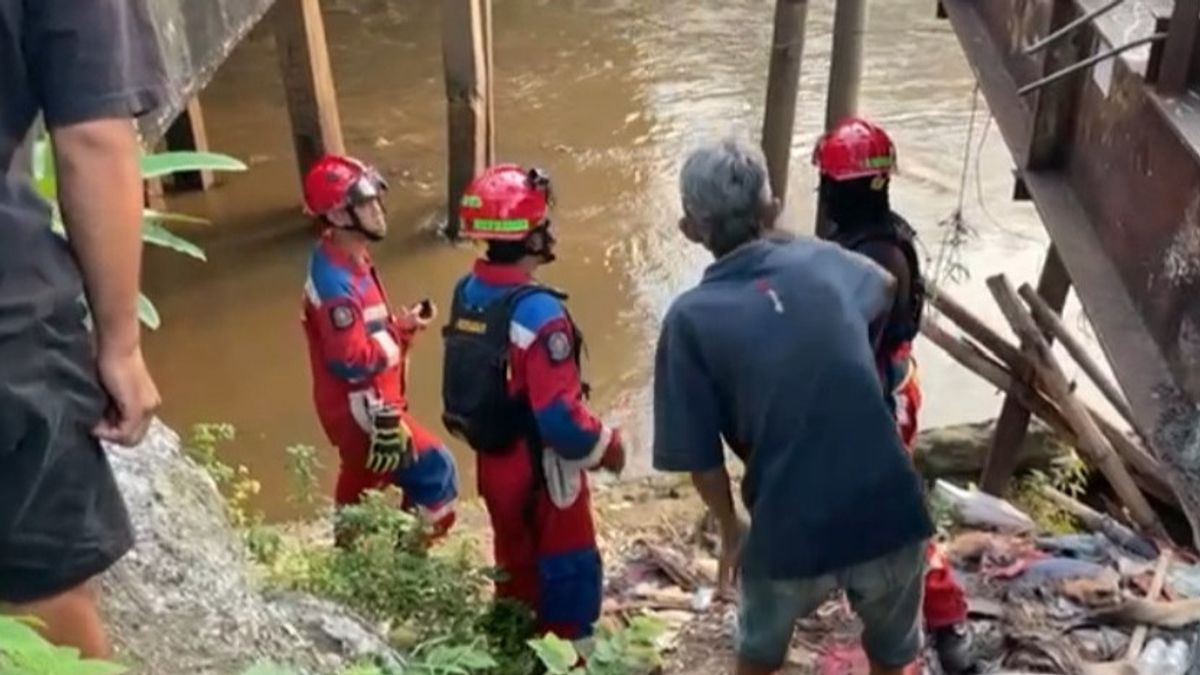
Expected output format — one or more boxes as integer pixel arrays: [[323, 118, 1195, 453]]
[[737, 540, 927, 670]]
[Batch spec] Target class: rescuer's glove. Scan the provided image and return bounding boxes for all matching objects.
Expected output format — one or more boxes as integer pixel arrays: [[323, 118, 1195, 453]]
[[368, 404, 414, 474]]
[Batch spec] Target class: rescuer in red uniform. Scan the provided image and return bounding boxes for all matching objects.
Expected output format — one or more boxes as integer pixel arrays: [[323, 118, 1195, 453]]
[[300, 154, 458, 545], [440, 164, 626, 640], [814, 118, 975, 674]]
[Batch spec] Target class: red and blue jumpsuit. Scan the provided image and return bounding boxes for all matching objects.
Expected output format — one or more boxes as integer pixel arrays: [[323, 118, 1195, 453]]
[[458, 260, 619, 639], [302, 235, 458, 536], [887, 339, 966, 633]]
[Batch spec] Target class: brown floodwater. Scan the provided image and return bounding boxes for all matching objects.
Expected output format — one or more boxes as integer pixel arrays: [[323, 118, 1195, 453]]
[[141, 0, 1110, 520]]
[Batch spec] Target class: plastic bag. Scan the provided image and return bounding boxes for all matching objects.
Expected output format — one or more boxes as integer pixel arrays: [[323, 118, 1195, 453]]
[[933, 480, 1036, 533]]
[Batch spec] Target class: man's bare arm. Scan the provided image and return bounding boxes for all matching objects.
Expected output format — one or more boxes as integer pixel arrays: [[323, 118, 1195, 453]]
[[692, 466, 738, 531], [52, 117, 160, 446], [52, 118, 143, 358]]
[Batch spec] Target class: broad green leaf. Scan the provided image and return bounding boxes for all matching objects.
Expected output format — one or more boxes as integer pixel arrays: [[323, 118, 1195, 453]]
[[589, 638, 619, 664], [33, 137, 57, 200], [0, 616, 51, 653], [144, 209, 210, 225], [528, 634, 578, 675], [138, 293, 161, 331], [140, 151, 246, 179], [142, 221, 206, 261]]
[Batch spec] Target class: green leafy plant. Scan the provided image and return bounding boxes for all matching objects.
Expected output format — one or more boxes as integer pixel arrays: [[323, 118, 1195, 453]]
[[0, 615, 126, 674], [1013, 448, 1090, 534], [399, 638, 497, 674], [528, 616, 667, 675], [280, 489, 491, 647], [183, 423, 284, 564], [33, 135, 246, 329], [286, 444, 327, 511]]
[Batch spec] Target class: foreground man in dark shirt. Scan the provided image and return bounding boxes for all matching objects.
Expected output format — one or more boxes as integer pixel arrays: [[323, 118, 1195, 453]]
[[0, 0, 165, 657], [653, 139, 934, 675]]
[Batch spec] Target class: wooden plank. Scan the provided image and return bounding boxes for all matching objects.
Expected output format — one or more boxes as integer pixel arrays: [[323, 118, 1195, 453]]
[[981, 245, 1071, 496], [987, 274, 1166, 537], [272, 0, 345, 183], [761, 0, 811, 205], [442, 0, 493, 239], [164, 97, 215, 191]]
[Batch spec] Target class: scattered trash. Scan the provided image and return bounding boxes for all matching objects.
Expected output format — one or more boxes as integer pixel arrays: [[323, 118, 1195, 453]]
[[934, 480, 1037, 533], [1010, 558, 1121, 597], [1135, 637, 1190, 674], [599, 476, 1196, 675], [1037, 534, 1114, 563], [691, 587, 714, 612], [1168, 561, 1200, 599]]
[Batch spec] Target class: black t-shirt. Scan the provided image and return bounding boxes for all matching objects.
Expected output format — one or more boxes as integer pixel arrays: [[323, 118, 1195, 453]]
[[0, 0, 165, 325]]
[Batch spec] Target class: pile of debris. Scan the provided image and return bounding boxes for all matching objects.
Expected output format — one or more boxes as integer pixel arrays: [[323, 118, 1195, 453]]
[[600, 479, 1200, 675]]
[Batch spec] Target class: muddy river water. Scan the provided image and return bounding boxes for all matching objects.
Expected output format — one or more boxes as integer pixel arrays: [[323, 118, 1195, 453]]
[[141, 0, 1100, 519]]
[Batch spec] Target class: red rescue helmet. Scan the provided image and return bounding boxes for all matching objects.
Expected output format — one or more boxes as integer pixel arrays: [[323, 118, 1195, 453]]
[[458, 164, 553, 241], [812, 117, 897, 181], [302, 154, 389, 216]]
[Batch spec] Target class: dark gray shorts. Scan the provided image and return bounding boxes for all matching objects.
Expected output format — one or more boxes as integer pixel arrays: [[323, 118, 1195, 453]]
[[0, 230, 133, 603], [738, 540, 927, 670]]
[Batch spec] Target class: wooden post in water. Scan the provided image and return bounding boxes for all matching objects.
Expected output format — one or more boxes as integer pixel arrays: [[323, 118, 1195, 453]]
[[442, 0, 495, 240], [164, 97, 215, 191], [761, 0, 810, 206], [815, 0, 867, 237], [272, 0, 346, 184]]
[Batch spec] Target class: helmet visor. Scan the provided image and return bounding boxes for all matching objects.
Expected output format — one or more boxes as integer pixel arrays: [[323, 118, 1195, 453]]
[[347, 170, 388, 206]]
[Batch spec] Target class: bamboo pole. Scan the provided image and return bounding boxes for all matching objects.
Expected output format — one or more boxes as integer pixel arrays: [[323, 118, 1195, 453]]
[[923, 320, 1071, 432], [988, 246, 1072, 496], [761, 0, 811, 205], [987, 275, 1166, 537], [1018, 282, 1138, 429], [924, 317, 1178, 506], [928, 284, 1028, 370], [1042, 487, 1159, 560], [929, 285, 1172, 494]]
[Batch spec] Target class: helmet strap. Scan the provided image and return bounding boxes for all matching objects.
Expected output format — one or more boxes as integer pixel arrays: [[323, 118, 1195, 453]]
[[348, 208, 384, 242], [525, 222, 556, 264]]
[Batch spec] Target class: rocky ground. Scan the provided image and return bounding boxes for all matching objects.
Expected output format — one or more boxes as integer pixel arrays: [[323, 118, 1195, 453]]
[[98, 418, 1193, 675], [103, 421, 400, 674]]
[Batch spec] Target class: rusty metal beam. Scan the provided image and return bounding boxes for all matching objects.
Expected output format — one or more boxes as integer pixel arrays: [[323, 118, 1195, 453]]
[[941, 0, 1200, 545], [939, 0, 1032, 168], [1026, 0, 1092, 169], [1158, 0, 1200, 94]]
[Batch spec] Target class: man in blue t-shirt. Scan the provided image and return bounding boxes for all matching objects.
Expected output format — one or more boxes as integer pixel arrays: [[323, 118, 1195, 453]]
[[653, 139, 934, 675]]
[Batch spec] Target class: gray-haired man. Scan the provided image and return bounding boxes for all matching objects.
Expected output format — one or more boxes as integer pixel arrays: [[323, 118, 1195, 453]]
[[652, 139, 934, 675]]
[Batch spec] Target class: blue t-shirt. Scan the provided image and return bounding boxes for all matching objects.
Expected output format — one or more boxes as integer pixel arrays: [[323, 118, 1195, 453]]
[[652, 235, 933, 580]]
